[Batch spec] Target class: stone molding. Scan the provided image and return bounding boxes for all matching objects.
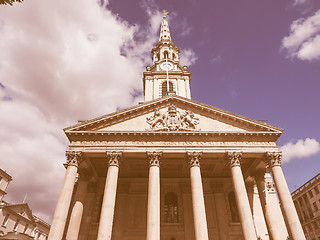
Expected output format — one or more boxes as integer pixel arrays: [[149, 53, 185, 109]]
[[66, 151, 83, 168], [70, 140, 277, 147], [226, 151, 242, 168], [106, 151, 122, 167], [146, 104, 199, 131], [266, 152, 282, 167], [186, 151, 202, 167], [147, 151, 162, 167]]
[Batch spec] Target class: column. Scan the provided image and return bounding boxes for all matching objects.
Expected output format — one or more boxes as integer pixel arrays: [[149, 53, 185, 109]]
[[255, 170, 288, 240], [97, 151, 122, 240], [266, 152, 306, 240], [187, 151, 209, 240], [246, 179, 268, 240], [146, 151, 162, 240], [226, 152, 257, 240], [48, 151, 82, 240], [65, 171, 89, 240]]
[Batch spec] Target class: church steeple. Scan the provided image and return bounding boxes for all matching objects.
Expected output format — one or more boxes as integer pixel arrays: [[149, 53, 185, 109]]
[[159, 12, 171, 42], [143, 13, 191, 102]]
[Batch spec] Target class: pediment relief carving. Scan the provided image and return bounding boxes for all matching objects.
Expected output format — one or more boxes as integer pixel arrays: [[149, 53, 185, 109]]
[[146, 104, 199, 131]]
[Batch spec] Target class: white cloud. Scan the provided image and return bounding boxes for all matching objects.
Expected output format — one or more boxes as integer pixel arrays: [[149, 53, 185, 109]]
[[280, 138, 320, 163], [0, 0, 164, 223], [0, 0, 196, 224], [281, 9, 320, 61], [180, 48, 198, 66]]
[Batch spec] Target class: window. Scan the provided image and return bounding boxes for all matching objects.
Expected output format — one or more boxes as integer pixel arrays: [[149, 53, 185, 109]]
[[164, 192, 178, 223], [228, 192, 240, 222], [13, 219, 20, 231], [2, 214, 9, 226], [164, 51, 169, 59], [313, 202, 318, 211], [314, 186, 319, 194], [161, 81, 174, 97], [309, 190, 314, 198], [172, 53, 175, 60]]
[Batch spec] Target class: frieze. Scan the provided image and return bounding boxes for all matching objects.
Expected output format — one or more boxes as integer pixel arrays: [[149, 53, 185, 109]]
[[146, 104, 199, 131], [71, 141, 276, 147]]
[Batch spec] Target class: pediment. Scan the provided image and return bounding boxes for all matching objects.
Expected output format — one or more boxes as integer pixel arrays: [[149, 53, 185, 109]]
[[5, 203, 35, 223], [65, 96, 282, 139]]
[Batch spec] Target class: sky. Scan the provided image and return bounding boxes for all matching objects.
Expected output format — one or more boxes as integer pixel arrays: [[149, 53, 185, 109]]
[[0, 0, 319, 223]]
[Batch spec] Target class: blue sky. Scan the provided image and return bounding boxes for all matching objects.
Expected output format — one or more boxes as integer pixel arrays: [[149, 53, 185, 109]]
[[0, 0, 319, 222]]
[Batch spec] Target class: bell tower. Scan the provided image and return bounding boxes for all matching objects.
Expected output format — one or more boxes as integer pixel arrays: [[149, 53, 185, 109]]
[[143, 12, 191, 101]]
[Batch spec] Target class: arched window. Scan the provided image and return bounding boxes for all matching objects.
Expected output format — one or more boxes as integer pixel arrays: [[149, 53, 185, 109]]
[[228, 192, 240, 222], [172, 53, 175, 60], [164, 51, 169, 59], [164, 192, 178, 223], [157, 53, 160, 61], [162, 81, 174, 97]]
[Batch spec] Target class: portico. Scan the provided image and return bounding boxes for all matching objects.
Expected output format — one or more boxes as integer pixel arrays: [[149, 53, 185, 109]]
[[48, 14, 305, 240]]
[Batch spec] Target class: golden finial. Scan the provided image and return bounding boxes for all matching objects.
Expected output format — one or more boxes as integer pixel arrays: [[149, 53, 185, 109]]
[[163, 10, 169, 19]]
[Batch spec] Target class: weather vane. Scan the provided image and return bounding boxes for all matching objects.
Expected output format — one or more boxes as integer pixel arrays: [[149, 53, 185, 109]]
[[163, 10, 169, 18]]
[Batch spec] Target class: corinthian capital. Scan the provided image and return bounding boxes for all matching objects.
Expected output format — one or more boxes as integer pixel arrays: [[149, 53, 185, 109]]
[[66, 151, 83, 168], [106, 151, 122, 167], [226, 151, 242, 168], [266, 152, 282, 167], [186, 151, 202, 167], [147, 151, 162, 167]]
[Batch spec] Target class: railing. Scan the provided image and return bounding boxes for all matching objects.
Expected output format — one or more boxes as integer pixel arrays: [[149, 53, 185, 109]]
[[291, 173, 320, 197]]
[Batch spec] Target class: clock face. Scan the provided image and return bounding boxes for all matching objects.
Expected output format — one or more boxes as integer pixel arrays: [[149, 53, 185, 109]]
[[160, 62, 174, 71]]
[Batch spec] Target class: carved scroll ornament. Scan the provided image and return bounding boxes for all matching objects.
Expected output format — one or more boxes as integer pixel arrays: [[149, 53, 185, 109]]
[[146, 104, 199, 131], [66, 151, 83, 168]]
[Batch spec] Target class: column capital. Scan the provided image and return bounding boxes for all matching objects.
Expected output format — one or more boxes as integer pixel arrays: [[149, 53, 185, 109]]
[[66, 151, 83, 168], [266, 152, 282, 167], [147, 151, 162, 167], [106, 151, 122, 167], [186, 151, 202, 167], [225, 151, 242, 168]]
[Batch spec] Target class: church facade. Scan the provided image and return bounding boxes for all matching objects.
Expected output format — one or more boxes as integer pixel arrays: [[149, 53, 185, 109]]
[[48, 15, 305, 240]]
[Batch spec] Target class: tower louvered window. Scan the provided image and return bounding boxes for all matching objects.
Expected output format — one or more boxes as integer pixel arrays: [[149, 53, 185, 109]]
[[162, 81, 174, 97]]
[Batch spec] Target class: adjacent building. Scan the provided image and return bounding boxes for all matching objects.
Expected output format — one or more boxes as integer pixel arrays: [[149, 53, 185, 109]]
[[0, 169, 50, 240], [48, 14, 305, 240], [292, 173, 320, 240]]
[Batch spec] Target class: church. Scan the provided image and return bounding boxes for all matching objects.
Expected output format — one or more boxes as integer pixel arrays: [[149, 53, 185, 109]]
[[48, 14, 305, 240]]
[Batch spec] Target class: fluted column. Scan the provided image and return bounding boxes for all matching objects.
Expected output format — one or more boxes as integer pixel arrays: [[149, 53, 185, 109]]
[[255, 170, 288, 240], [266, 152, 305, 240], [146, 151, 162, 240], [65, 171, 89, 240], [97, 151, 122, 240], [226, 152, 256, 240], [187, 151, 209, 240], [48, 151, 82, 240]]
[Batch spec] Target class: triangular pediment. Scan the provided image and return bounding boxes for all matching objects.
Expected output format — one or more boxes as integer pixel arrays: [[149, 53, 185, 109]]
[[65, 96, 282, 140], [5, 203, 35, 223]]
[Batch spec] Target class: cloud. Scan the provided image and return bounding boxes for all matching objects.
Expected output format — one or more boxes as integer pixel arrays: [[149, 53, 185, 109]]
[[180, 48, 198, 66], [280, 138, 320, 163], [281, 9, 320, 61], [0, 0, 164, 223]]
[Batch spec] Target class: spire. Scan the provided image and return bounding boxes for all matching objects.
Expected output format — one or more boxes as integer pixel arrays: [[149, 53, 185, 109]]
[[159, 11, 171, 42]]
